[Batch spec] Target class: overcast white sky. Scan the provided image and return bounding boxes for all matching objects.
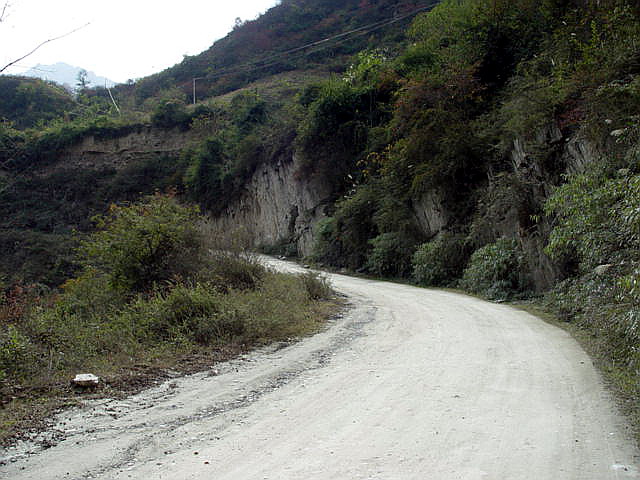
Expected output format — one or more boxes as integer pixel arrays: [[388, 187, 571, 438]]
[[0, 0, 280, 83]]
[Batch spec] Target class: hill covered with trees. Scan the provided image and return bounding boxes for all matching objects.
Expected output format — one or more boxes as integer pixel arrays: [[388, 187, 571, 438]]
[[0, 76, 75, 129], [115, 0, 429, 104]]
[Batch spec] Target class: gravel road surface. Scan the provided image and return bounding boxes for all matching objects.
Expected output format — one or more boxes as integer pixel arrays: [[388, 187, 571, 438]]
[[1, 259, 638, 479]]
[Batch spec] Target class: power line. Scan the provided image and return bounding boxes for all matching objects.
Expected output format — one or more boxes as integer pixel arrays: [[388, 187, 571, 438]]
[[193, 2, 440, 86], [200, 2, 438, 81]]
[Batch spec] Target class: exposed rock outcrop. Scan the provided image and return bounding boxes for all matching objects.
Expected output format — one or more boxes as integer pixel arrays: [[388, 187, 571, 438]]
[[210, 154, 333, 257], [42, 120, 598, 288], [508, 125, 599, 290], [412, 189, 448, 238]]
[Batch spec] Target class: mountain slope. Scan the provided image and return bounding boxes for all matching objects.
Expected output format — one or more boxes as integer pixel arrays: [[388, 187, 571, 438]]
[[120, 0, 432, 103], [0, 76, 75, 129]]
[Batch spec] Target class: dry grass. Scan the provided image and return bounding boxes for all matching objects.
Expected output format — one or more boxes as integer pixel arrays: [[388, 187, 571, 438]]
[[210, 70, 329, 105]]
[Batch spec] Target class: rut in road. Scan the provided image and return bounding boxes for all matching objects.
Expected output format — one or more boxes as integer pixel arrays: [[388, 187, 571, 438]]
[[1, 258, 639, 480]]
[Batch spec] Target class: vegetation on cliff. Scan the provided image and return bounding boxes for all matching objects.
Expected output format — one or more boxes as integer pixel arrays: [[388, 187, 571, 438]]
[[293, 0, 640, 430]]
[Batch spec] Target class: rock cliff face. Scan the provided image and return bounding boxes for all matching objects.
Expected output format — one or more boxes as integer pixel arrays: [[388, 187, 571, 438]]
[[48, 127, 331, 257], [46, 123, 597, 286], [210, 154, 333, 257], [504, 126, 598, 290], [412, 190, 448, 238], [404, 123, 599, 292]]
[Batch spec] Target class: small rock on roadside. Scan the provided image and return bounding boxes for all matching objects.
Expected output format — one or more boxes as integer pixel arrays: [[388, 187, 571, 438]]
[[594, 264, 614, 276], [72, 374, 100, 387]]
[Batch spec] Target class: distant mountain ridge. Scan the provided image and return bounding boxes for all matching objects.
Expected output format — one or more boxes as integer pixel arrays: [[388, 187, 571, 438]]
[[21, 62, 117, 90]]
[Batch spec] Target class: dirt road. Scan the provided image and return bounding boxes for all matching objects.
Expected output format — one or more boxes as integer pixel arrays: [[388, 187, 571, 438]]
[[1, 259, 639, 479]]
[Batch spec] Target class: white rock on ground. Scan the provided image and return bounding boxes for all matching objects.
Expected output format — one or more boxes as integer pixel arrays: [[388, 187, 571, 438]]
[[72, 374, 100, 387]]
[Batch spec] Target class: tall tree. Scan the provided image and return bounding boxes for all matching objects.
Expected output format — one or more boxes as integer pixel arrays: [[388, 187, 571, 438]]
[[76, 69, 89, 90]]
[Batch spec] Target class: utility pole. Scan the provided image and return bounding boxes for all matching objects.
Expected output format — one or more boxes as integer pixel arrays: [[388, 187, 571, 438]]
[[193, 77, 204, 105], [106, 80, 121, 115]]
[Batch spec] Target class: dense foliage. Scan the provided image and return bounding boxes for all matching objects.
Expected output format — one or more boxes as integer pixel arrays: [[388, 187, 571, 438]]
[[0, 76, 75, 129], [459, 238, 529, 300], [298, 0, 640, 428], [79, 195, 203, 292], [299, 0, 640, 289], [183, 89, 298, 213], [412, 233, 469, 287]]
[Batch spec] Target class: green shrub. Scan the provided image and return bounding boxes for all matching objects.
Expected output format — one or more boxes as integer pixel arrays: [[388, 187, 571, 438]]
[[366, 232, 416, 278], [460, 238, 529, 299], [312, 186, 379, 270], [412, 233, 469, 287], [0, 325, 36, 379], [311, 217, 343, 266], [544, 167, 640, 272], [184, 137, 226, 209], [230, 91, 267, 133], [79, 194, 204, 292], [55, 270, 125, 319], [296, 77, 376, 185], [151, 100, 190, 129]]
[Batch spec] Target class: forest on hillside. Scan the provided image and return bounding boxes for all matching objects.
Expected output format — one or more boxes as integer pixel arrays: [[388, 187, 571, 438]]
[[119, 0, 425, 103]]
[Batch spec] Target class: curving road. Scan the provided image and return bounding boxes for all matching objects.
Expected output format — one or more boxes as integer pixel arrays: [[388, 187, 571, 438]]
[[1, 259, 639, 479]]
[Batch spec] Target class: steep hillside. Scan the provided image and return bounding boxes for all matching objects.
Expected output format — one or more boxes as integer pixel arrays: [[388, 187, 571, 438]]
[[198, 0, 640, 432], [116, 0, 432, 104], [0, 76, 75, 129]]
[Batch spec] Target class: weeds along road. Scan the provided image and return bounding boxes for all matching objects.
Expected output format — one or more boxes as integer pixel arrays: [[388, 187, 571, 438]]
[[1, 258, 639, 479]]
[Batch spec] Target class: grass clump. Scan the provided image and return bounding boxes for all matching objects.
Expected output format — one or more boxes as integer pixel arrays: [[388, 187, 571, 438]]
[[298, 271, 333, 301]]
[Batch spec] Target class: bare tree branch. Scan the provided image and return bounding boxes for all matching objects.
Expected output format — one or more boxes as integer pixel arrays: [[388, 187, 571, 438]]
[[0, 1, 10, 23], [0, 22, 90, 73]]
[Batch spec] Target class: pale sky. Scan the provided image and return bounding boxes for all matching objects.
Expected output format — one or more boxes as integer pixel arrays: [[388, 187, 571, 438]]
[[0, 0, 280, 83]]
